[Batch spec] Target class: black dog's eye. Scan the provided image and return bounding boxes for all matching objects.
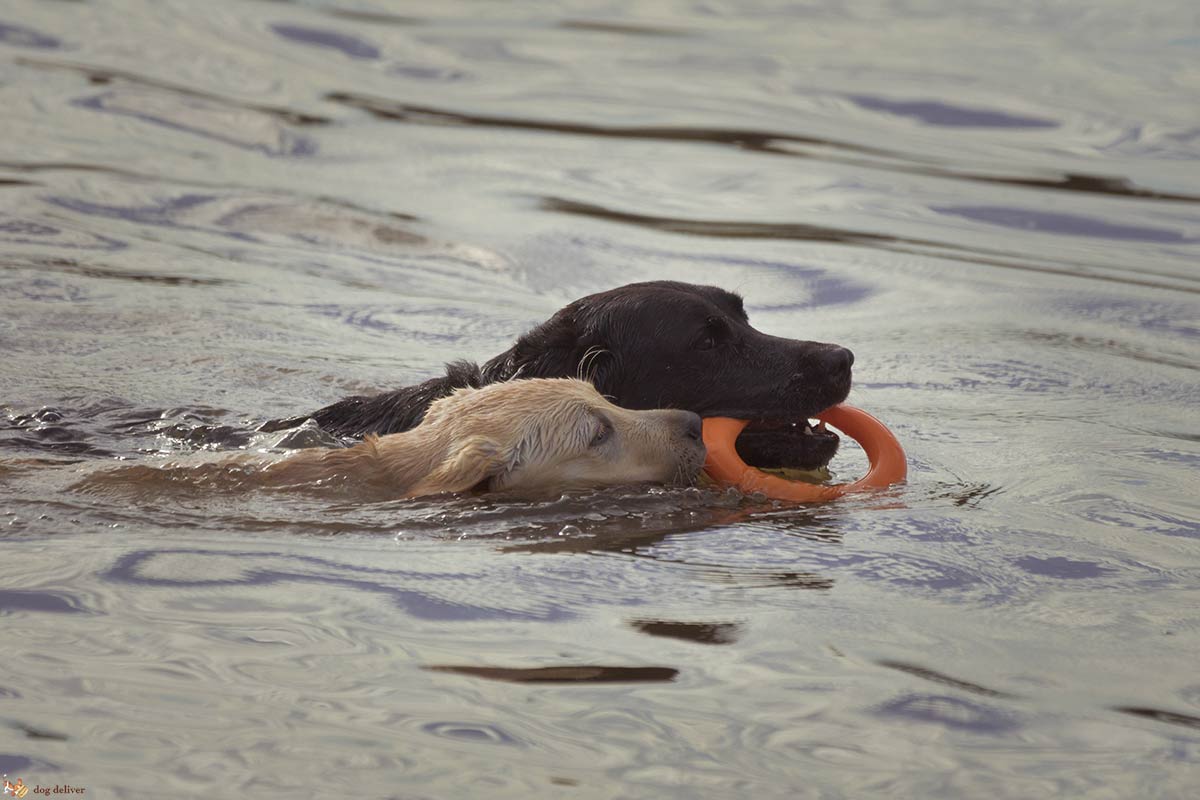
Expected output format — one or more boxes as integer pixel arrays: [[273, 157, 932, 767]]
[[693, 317, 724, 350]]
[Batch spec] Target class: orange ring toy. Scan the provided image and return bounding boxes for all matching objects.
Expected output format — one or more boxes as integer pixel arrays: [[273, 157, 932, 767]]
[[702, 405, 907, 502]]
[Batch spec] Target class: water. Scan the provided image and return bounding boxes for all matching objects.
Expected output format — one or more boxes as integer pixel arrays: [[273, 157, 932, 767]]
[[2, 1, 1199, 797]]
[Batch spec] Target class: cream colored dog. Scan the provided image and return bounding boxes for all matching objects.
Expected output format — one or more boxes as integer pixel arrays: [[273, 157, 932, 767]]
[[45, 379, 704, 500], [259, 378, 706, 497]]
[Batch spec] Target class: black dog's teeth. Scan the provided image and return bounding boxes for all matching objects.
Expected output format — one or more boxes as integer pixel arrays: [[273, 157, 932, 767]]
[[748, 418, 835, 437]]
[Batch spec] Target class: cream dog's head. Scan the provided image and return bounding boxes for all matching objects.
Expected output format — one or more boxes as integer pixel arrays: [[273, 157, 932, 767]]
[[278, 378, 707, 498], [396, 378, 706, 497]]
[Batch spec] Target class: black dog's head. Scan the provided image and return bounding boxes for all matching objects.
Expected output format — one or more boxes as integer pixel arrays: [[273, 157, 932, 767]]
[[483, 281, 853, 469]]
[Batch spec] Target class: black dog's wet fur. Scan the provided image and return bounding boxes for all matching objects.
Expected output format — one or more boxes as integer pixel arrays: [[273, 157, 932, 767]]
[[266, 281, 853, 470]]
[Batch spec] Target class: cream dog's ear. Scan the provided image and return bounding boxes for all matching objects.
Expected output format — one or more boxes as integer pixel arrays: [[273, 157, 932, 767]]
[[405, 435, 512, 496], [421, 384, 480, 427]]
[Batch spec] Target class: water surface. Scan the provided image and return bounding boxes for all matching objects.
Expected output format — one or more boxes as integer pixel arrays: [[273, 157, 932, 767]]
[[2, 1, 1199, 797]]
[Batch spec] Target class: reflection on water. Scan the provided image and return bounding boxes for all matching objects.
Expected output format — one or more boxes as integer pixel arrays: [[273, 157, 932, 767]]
[[2, 0, 1199, 797]]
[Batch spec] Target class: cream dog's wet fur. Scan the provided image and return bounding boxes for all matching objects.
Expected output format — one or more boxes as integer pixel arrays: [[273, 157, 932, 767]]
[[73, 379, 707, 499], [264, 378, 706, 497]]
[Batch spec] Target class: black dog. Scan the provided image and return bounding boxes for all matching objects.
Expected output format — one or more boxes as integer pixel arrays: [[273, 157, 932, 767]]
[[266, 281, 853, 469]]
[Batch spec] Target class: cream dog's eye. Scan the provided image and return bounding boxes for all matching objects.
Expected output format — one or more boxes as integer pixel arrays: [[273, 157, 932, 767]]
[[590, 418, 613, 447]]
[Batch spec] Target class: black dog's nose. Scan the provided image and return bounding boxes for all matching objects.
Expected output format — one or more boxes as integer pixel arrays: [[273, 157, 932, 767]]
[[817, 346, 854, 374], [680, 411, 703, 443]]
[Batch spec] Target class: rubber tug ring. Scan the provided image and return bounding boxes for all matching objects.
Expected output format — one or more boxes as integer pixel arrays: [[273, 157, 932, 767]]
[[702, 404, 907, 502]]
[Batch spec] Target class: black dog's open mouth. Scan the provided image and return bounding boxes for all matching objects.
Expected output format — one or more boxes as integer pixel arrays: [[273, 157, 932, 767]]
[[735, 416, 841, 471]]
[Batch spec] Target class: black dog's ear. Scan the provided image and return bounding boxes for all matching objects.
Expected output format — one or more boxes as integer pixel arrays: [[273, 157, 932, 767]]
[[483, 312, 595, 380]]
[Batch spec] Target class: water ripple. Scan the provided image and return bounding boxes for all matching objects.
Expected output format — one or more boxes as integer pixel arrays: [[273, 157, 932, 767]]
[[537, 197, 1200, 295], [100, 548, 575, 622], [934, 205, 1198, 243], [324, 92, 1200, 202], [270, 23, 380, 61], [0, 21, 60, 49], [847, 94, 1058, 129], [874, 693, 1022, 735], [73, 90, 318, 157]]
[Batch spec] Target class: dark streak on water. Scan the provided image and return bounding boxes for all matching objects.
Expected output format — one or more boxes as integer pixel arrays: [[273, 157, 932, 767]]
[[540, 196, 1200, 294], [1113, 706, 1200, 731], [324, 92, 1200, 203], [11, 256, 232, 287], [559, 19, 685, 37], [876, 660, 1017, 698], [270, 23, 381, 61], [424, 665, 680, 683], [323, 91, 898, 156], [628, 619, 742, 645], [847, 94, 1059, 128], [16, 57, 332, 126]]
